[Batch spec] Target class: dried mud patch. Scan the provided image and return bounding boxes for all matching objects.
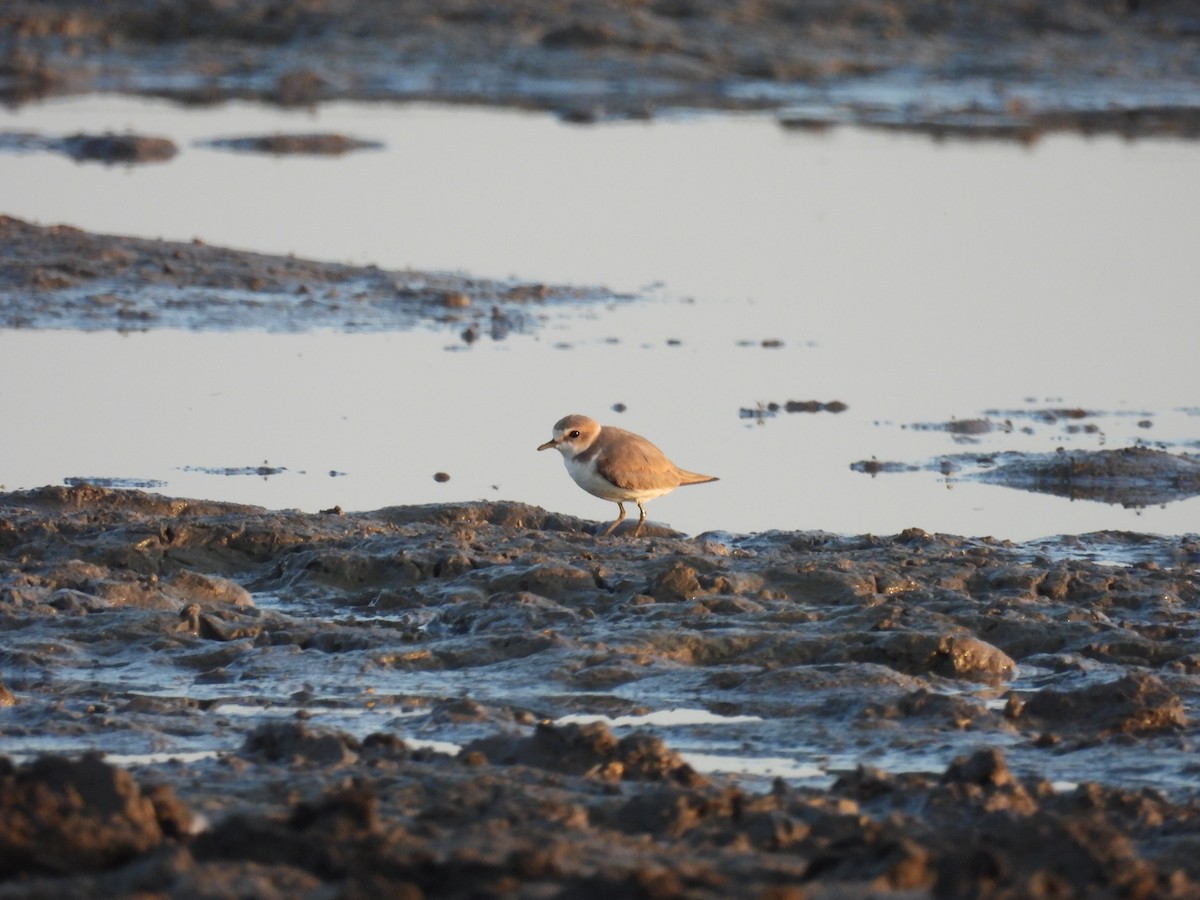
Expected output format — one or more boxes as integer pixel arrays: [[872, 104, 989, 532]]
[[2, 485, 1200, 895]]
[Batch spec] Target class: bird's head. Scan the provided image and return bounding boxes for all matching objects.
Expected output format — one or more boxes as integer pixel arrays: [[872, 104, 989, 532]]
[[537, 414, 600, 456]]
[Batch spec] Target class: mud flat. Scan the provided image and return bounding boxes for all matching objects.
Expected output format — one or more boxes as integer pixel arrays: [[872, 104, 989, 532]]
[[2, 0, 1199, 137], [0, 216, 615, 332], [1, 483, 1200, 896], [966, 447, 1200, 508], [855, 447, 1200, 508]]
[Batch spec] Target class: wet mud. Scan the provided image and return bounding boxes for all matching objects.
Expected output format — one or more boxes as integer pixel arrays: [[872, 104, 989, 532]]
[[0, 131, 178, 164], [0, 216, 617, 332], [177, 464, 292, 479], [964, 448, 1200, 508], [741, 401, 849, 423], [855, 447, 1200, 506], [856, 407, 1200, 509], [2, 484, 1200, 896], [199, 132, 384, 156], [2, 1, 1199, 138]]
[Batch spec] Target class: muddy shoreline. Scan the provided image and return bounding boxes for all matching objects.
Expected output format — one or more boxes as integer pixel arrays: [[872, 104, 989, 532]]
[[1, 483, 1199, 896], [0, 216, 616, 332], [3, 0, 1200, 138]]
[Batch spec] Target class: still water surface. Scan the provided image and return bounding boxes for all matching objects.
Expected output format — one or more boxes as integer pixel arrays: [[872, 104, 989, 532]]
[[1, 97, 1198, 539]]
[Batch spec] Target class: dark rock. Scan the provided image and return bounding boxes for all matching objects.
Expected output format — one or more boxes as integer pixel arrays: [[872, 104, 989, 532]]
[[464, 721, 707, 786], [60, 133, 178, 164], [648, 562, 704, 601], [241, 721, 360, 767], [202, 133, 383, 156], [931, 634, 1017, 683], [541, 21, 619, 49], [616, 787, 736, 837], [274, 69, 327, 105], [1022, 673, 1186, 735], [943, 748, 1015, 789], [0, 753, 166, 875]]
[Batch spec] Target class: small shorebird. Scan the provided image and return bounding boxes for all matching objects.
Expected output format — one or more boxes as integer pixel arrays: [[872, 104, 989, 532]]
[[537, 414, 718, 536]]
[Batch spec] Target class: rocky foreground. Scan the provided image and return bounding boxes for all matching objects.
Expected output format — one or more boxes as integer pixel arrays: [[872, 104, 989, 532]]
[[1, 484, 1199, 897]]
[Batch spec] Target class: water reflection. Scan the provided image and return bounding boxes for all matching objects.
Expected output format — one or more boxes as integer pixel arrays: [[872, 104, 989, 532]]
[[1, 98, 1198, 539]]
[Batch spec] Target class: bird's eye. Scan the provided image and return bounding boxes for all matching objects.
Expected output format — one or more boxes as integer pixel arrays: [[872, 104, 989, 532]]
[[568, 430, 580, 439]]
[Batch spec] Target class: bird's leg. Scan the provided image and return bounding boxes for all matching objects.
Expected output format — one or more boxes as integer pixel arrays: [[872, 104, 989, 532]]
[[601, 501, 626, 537], [633, 501, 648, 537]]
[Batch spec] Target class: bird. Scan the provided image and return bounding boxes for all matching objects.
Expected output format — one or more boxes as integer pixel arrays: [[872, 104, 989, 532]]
[[537, 414, 718, 536]]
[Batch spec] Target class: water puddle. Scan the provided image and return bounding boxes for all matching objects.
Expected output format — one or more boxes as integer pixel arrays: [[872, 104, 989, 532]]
[[682, 752, 825, 783], [1, 97, 1198, 541], [555, 709, 764, 728]]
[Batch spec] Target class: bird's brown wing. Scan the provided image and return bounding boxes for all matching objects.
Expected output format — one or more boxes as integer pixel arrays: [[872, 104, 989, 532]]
[[593, 428, 678, 492]]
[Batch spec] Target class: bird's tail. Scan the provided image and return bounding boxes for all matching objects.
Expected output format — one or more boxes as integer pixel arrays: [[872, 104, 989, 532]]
[[677, 470, 718, 486]]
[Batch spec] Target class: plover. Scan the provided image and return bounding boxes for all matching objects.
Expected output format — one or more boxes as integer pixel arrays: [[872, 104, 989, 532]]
[[537, 414, 718, 536]]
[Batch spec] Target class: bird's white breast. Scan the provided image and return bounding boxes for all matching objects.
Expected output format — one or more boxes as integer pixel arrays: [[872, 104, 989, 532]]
[[563, 453, 674, 503]]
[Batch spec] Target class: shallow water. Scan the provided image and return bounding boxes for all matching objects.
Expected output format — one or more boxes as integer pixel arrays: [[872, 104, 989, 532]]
[[2, 96, 1199, 539]]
